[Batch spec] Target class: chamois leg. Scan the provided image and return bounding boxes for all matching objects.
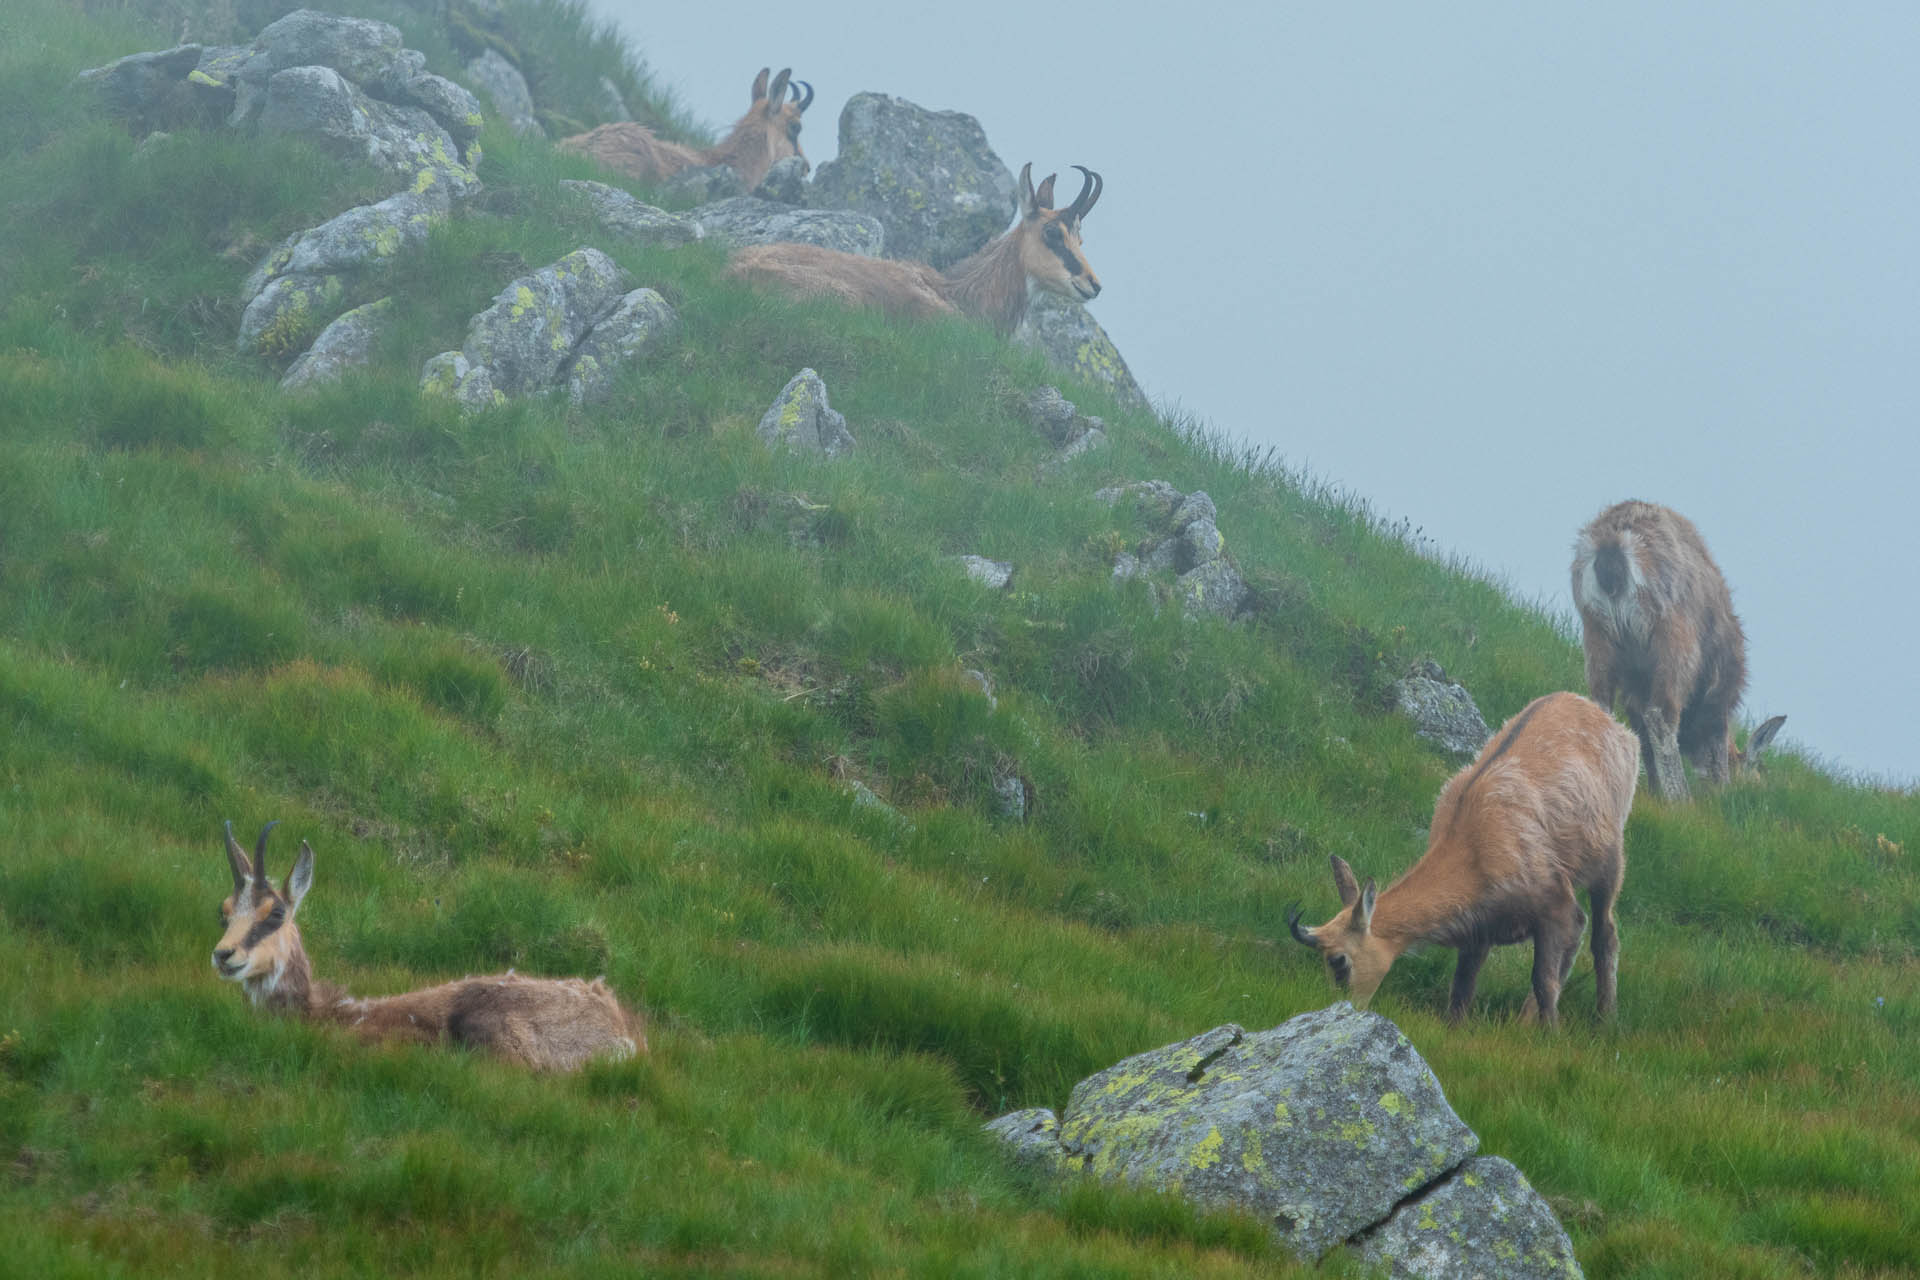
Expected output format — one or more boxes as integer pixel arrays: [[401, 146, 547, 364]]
[[1447, 943, 1489, 1024], [1637, 705, 1690, 802], [1691, 722, 1733, 785], [1523, 889, 1583, 1027], [1589, 872, 1621, 1020]]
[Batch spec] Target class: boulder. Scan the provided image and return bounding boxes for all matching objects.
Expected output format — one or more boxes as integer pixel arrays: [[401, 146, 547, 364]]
[[1392, 662, 1492, 756], [756, 368, 855, 460], [235, 9, 409, 89], [1354, 1156, 1583, 1279], [992, 772, 1031, 822], [280, 296, 392, 390], [450, 247, 633, 397], [258, 65, 480, 201], [74, 44, 208, 126], [238, 272, 345, 357], [751, 154, 809, 206], [242, 186, 449, 306], [1099, 481, 1251, 621], [562, 180, 704, 248], [466, 48, 541, 138], [1175, 558, 1249, 621], [388, 71, 485, 145], [984, 1108, 1066, 1171], [1017, 291, 1147, 407], [564, 287, 679, 405], [689, 197, 885, 256], [419, 350, 501, 410], [809, 92, 1017, 269]]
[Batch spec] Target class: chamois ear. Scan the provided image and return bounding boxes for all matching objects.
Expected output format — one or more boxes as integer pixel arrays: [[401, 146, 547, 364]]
[[1330, 854, 1360, 909], [286, 840, 315, 913], [1354, 878, 1377, 933], [1033, 172, 1057, 211], [751, 67, 771, 103], [1016, 162, 1036, 218], [765, 69, 792, 113], [1746, 715, 1786, 763]]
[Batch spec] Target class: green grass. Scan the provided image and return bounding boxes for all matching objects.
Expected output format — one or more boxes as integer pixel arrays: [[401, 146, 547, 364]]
[[2, 1, 1918, 1275]]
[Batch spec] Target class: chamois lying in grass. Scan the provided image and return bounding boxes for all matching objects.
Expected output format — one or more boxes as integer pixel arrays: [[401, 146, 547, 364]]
[[725, 162, 1103, 336], [211, 822, 644, 1072], [1289, 692, 1638, 1025], [559, 66, 812, 190], [1572, 499, 1785, 801]]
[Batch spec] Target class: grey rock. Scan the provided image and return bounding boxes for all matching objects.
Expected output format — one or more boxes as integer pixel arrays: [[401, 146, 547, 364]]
[[562, 180, 704, 248], [1056, 426, 1108, 463], [74, 44, 206, 123], [258, 65, 480, 201], [1054, 1008, 1480, 1261], [958, 556, 1014, 590], [391, 71, 485, 144], [757, 368, 855, 460], [242, 187, 448, 307], [848, 780, 909, 828], [1111, 552, 1143, 582], [1170, 490, 1218, 532], [1179, 517, 1226, 571], [962, 669, 996, 710], [810, 92, 1017, 269], [280, 296, 392, 390], [459, 247, 633, 396], [466, 48, 541, 138], [420, 350, 501, 410], [662, 162, 744, 205], [597, 75, 633, 123], [1025, 385, 1079, 442], [1095, 479, 1183, 517], [992, 772, 1030, 822], [690, 197, 884, 256], [237, 272, 345, 357], [1353, 1156, 1584, 1279], [237, 10, 408, 90], [1393, 670, 1492, 756], [752, 154, 809, 205], [1016, 291, 1147, 407], [1176, 557, 1249, 621], [564, 287, 679, 405], [984, 1108, 1066, 1171]]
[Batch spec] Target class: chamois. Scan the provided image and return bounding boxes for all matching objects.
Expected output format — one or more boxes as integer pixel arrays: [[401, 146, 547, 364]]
[[1288, 692, 1638, 1025], [558, 66, 812, 190], [210, 822, 644, 1072], [725, 162, 1103, 336], [1571, 499, 1784, 801]]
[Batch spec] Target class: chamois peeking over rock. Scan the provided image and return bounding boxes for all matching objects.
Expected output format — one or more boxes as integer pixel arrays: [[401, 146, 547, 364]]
[[1289, 692, 1638, 1025], [1571, 499, 1785, 801], [559, 67, 811, 191], [725, 162, 1102, 337], [211, 822, 644, 1072]]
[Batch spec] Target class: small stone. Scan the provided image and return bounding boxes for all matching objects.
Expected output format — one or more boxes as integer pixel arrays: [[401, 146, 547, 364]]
[[957, 556, 1014, 590], [756, 368, 855, 459]]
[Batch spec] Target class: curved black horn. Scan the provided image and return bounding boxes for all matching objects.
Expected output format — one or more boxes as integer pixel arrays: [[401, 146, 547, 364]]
[[791, 79, 814, 113], [1287, 904, 1317, 948], [223, 820, 251, 897], [251, 820, 280, 889], [1066, 165, 1102, 221]]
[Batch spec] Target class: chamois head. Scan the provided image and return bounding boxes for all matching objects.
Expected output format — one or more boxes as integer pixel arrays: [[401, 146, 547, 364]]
[[212, 820, 312, 1004], [715, 65, 813, 185], [1011, 162, 1103, 303], [1287, 855, 1397, 1006]]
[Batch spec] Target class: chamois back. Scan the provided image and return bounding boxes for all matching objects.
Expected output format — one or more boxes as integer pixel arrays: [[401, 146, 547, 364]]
[[558, 65, 812, 189]]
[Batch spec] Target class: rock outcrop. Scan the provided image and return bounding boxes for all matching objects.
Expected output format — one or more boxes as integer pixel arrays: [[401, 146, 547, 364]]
[[1392, 661, 1492, 756], [985, 1006, 1582, 1277], [466, 48, 542, 137], [756, 368, 855, 460], [561, 180, 705, 249], [1100, 482, 1251, 621], [1017, 292, 1147, 408], [690, 198, 886, 256], [280, 296, 392, 390], [809, 93, 1017, 269]]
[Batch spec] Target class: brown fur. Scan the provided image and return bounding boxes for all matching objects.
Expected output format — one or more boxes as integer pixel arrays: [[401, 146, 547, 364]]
[[558, 66, 811, 190], [1289, 693, 1639, 1025], [1571, 500, 1780, 801], [212, 823, 645, 1072], [725, 162, 1103, 337]]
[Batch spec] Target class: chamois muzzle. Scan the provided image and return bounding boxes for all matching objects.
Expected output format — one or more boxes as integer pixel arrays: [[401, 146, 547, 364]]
[[1066, 165, 1102, 222], [790, 79, 813, 113], [1286, 904, 1316, 948]]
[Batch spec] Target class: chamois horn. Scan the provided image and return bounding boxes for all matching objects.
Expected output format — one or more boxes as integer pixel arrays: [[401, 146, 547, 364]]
[[790, 79, 814, 112], [1286, 904, 1316, 948], [1066, 165, 1102, 221], [251, 819, 280, 890]]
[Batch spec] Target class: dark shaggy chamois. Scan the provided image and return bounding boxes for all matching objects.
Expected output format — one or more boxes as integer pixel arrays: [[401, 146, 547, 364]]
[[1289, 692, 1639, 1025], [559, 66, 812, 190], [724, 162, 1102, 336], [211, 822, 644, 1072], [1571, 499, 1785, 801]]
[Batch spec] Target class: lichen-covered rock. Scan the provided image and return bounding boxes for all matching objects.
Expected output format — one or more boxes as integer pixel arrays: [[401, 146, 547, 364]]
[[1099, 482, 1250, 620], [74, 44, 208, 125], [1353, 1156, 1584, 1279], [1054, 1008, 1480, 1262], [561, 181, 703, 248], [752, 155, 810, 205], [420, 350, 502, 410], [809, 92, 1017, 269], [456, 247, 632, 396], [236, 9, 409, 89], [564, 287, 679, 405], [390, 71, 485, 145], [756, 368, 855, 460], [984, 1108, 1065, 1170], [690, 197, 885, 256], [1176, 557, 1249, 621], [1016, 287, 1146, 407], [281, 296, 392, 390], [1393, 662, 1492, 756], [1026, 385, 1080, 442], [242, 187, 448, 307], [258, 65, 480, 200], [237, 272, 345, 357], [958, 556, 1014, 590], [1097, 479, 1183, 519], [466, 48, 541, 138], [662, 163, 744, 205], [992, 772, 1031, 822]]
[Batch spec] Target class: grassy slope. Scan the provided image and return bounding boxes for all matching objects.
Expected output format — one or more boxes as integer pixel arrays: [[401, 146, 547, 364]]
[[1, 2, 1917, 1276]]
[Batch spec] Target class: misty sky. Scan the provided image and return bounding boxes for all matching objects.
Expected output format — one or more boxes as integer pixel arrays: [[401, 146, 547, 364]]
[[587, 0, 1918, 784]]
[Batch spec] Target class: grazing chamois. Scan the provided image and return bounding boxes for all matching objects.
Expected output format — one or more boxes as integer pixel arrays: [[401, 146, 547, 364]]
[[1288, 692, 1638, 1025], [558, 67, 812, 190], [1571, 499, 1785, 801], [211, 822, 644, 1072], [725, 162, 1103, 336]]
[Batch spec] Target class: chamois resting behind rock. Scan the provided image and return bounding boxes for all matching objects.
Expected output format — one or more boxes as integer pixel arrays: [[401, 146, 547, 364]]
[[1289, 692, 1638, 1025], [1571, 499, 1785, 801], [211, 822, 644, 1072], [559, 66, 811, 190], [725, 162, 1102, 337]]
